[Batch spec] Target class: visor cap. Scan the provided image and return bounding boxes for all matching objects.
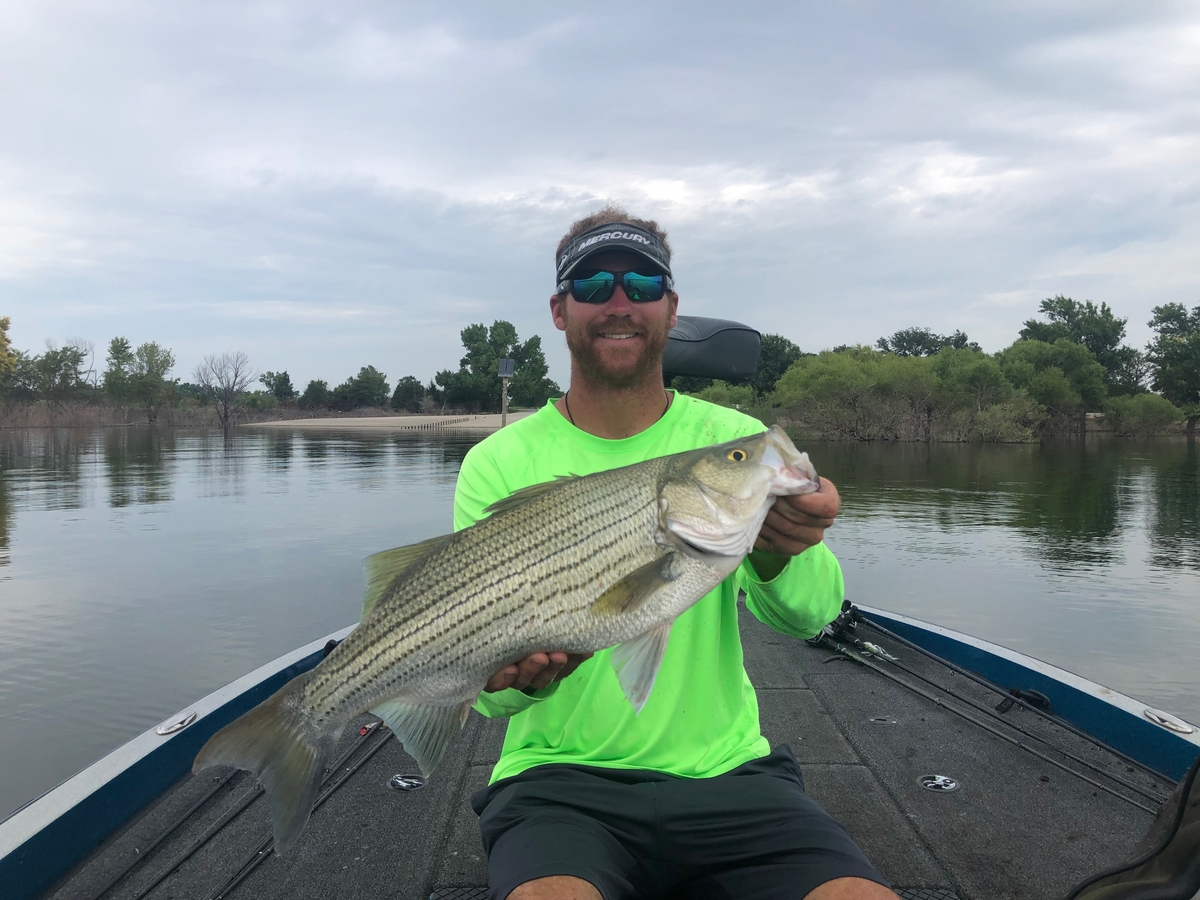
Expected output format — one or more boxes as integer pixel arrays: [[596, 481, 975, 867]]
[[556, 222, 672, 284]]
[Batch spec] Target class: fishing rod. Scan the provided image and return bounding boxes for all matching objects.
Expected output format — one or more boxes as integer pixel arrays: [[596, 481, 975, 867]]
[[109, 719, 387, 900], [826, 620, 1169, 805], [817, 632, 1159, 815], [851, 608, 1177, 786], [208, 723, 396, 900]]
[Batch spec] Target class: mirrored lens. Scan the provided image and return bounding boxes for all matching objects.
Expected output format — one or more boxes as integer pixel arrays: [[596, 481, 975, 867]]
[[571, 272, 616, 304], [622, 273, 665, 303]]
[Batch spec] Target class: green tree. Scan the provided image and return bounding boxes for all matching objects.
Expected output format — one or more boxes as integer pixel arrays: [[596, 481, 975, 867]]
[[177, 382, 212, 402], [299, 379, 330, 409], [1145, 303, 1200, 435], [877, 327, 980, 357], [130, 342, 177, 423], [997, 339, 1107, 426], [668, 375, 714, 393], [0, 317, 17, 388], [931, 348, 1011, 414], [773, 345, 1037, 442], [1019, 295, 1142, 394], [35, 344, 90, 407], [330, 366, 389, 411], [7, 351, 40, 405], [773, 347, 883, 440], [875, 353, 943, 441], [695, 380, 756, 411], [259, 371, 297, 404], [751, 334, 804, 396], [391, 375, 426, 412], [435, 321, 559, 411], [103, 337, 136, 410]]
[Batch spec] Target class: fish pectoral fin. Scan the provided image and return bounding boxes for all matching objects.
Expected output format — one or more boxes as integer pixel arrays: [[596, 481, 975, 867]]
[[611, 621, 672, 715], [483, 475, 577, 517], [362, 535, 455, 618], [591, 554, 679, 617], [370, 698, 474, 776]]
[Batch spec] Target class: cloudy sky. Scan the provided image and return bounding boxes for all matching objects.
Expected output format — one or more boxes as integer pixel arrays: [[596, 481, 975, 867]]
[[2, 1, 1197, 390]]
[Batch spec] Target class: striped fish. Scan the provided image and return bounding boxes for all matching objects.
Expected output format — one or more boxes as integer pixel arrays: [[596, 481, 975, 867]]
[[193, 425, 819, 853]]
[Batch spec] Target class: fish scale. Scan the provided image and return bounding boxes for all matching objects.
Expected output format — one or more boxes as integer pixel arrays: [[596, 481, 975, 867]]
[[311, 463, 666, 710], [193, 426, 820, 855]]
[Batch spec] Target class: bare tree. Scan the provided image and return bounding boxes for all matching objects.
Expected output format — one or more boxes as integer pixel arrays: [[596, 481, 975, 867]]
[[194, 351, 255, 430]]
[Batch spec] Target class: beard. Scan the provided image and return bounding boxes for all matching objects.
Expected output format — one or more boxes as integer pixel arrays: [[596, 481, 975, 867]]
[[565, 314, 672, 391]]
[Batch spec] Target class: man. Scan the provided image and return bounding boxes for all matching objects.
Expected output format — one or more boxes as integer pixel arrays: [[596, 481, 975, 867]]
[[454, 206, 896, 900]]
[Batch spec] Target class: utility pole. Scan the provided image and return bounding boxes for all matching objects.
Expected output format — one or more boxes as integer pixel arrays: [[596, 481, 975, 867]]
[[498, 359, 515, 427]]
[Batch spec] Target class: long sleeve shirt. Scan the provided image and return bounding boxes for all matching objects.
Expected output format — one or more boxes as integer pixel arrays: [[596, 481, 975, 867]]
[[453, 394, 844, 784]]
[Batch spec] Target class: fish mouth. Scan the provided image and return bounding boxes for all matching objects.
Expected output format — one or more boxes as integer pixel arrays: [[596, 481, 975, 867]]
[[761, 427, 820, 496]]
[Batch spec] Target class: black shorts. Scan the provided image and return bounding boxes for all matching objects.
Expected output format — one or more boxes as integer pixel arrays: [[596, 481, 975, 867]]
[[472, 745, 888, 900]]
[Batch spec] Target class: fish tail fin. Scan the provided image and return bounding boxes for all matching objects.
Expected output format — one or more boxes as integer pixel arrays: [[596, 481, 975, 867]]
[[193, 676, 338, 855]]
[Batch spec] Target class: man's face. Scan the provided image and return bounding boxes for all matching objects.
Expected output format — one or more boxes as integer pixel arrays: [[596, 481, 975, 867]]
[[550, 249, 678, 389]]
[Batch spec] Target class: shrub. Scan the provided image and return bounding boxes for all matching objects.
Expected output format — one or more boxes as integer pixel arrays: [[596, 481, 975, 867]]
[[966, 393, 1044, 443], [1105, 394, 1184, 436]]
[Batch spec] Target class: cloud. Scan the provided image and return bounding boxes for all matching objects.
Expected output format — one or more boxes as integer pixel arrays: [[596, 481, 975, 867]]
[[0, 1, 1196, 384]]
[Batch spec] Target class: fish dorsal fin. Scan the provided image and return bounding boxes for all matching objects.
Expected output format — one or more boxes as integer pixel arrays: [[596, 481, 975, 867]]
[[362, 534, 455, 618], [592, 554, 680, 617], [484, 475, 577, 517]]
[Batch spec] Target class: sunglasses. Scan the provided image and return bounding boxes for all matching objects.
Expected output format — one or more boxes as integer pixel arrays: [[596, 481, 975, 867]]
[[558, 270, 672, 304]]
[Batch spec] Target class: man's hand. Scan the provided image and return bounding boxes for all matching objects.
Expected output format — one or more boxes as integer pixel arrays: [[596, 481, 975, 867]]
[[754, 476, 841, 557], [485, 651, 594, 693]]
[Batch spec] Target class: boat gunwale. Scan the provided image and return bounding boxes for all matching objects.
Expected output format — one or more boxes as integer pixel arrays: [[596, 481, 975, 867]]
[[0, 623, 356, 900], [858, 604, 1200, 780], [5, 608, 1199, 900]]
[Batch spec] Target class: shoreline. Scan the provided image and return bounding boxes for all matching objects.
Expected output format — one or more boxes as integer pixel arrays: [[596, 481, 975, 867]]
[[249, 410, 536, 432]]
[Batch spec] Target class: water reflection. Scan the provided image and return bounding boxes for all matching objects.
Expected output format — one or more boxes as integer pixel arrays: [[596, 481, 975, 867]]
[[0, 429, 88, 510], [304, 438, 328, 462], [0, 427, 1196, 823], [1005, 442, 1124, 567], [813, 439, 1183, 569], [104, 428, 173, 508], [263, 431, 294, 471], [1149, 441, 1200, 572], [0, 426, 485, 821], [0, 456, 10, 572]]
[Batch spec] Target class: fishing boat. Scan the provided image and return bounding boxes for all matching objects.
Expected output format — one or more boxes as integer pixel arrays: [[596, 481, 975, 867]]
[[3, 318, 1198, 900]]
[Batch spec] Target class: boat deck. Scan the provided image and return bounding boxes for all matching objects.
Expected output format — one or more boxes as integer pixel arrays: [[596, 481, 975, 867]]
[[47, 602, 1170, 900]]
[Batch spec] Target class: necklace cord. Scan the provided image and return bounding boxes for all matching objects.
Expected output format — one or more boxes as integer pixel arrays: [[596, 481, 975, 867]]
[[564, 389, 670, 429]]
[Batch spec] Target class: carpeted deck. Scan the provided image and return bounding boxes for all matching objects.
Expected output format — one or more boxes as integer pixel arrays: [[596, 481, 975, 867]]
[[47, 602, 1167, 900]]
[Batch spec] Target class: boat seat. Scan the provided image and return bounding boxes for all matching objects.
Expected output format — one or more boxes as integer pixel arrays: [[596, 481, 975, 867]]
[[1065, 751, 1200, 900]]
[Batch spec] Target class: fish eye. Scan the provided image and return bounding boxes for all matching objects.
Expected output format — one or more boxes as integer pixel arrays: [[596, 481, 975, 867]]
[[727, 449, 747, 462]]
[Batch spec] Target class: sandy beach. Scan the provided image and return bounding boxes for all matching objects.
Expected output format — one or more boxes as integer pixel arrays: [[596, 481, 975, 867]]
[[250, 410, 536, 432]]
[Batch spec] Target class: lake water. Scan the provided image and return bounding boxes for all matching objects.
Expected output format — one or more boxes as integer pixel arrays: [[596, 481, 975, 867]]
[[0, 427, 1197, 821]]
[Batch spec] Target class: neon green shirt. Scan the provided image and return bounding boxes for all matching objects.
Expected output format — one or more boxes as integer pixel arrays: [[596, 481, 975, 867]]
[[454, 394, 844, 784]]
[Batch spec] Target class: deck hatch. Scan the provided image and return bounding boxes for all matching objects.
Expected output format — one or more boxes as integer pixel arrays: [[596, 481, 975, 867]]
[[389, 773, 426, 792], [918, 774, 960, 793]]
